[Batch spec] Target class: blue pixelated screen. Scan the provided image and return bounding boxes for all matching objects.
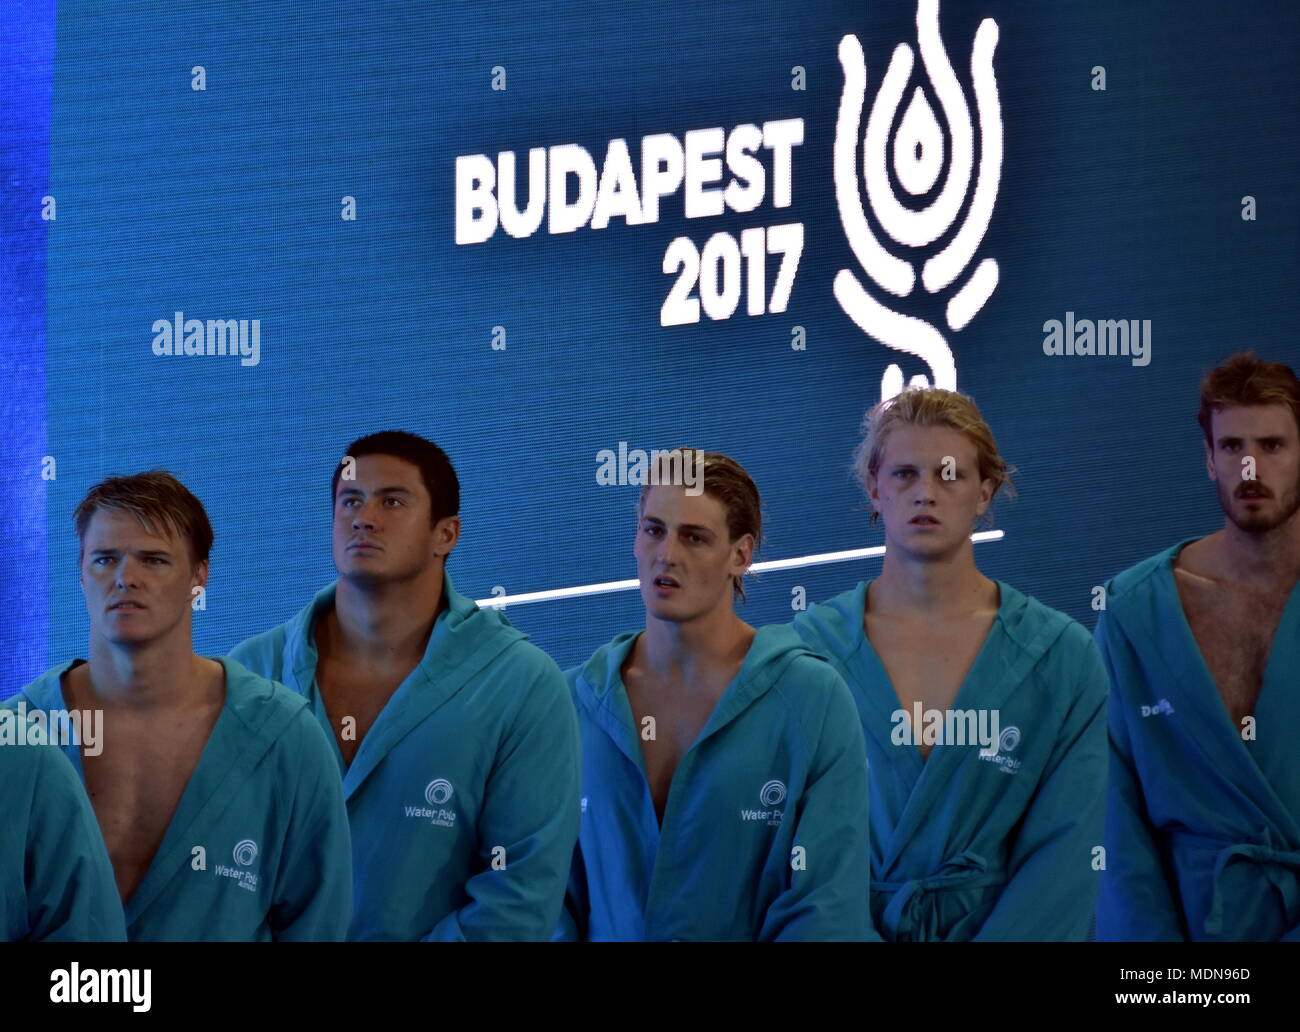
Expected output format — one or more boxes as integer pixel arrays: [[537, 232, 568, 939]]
[[3, 0, 1298, 695]]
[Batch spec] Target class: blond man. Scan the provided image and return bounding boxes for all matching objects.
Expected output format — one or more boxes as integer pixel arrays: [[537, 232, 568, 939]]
[[792, 388, 1108, 940]]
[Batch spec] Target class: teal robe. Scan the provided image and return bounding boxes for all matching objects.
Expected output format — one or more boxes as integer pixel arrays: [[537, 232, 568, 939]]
[[792, 579, 1108, 940], [229, 571, 581, 941], [1095, 538, 1300, 941], [1, 729, 126, 941], [556, 625, 873, 941], [7, 657, 352, 941]]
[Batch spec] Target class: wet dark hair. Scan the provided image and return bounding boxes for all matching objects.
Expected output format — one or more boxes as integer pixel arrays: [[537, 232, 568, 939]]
[[332, 430, 460, 525]]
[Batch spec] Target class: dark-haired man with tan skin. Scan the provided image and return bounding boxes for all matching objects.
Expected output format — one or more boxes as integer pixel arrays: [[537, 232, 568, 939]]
[[231, 431, 580, 942], [1097, 352, 1300, 941], [7, 472, 351, 941]]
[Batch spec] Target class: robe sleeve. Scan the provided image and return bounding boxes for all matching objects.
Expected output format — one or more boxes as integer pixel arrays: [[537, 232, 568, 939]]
[[1092, 609, 1188, 941], [24, 743, 127, 942], [974, 624, 1108, 941], [423, 664, 581, 941], [551, 840, 588, 941], [758, 668, 876, 942], [268, 711, 353, 941]]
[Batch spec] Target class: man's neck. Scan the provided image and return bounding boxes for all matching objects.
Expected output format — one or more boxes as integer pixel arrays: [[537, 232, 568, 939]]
[[1209, 512, 1300, 587], [329, 565, 445, 668], [79, 632, 211, 711], [638, 603, 754, 690], [872, 542, 995, 617]]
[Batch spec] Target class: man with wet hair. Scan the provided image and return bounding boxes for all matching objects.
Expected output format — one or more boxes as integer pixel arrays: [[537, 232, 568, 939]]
[[1096, 353, 1300, 941], [231, 431, 580, 941], [793, 389, 1108, 941], [9, 471, 350, 941], [557, 448, 872, 941]]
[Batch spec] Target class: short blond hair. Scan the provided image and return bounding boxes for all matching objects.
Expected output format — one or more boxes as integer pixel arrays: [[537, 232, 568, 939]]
[[853, 387, 1015, 526]]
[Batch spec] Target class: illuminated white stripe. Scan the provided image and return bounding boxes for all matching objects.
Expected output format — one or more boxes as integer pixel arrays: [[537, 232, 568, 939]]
[[834, 35, 914, 297], [946, 258, 999, 331], [476, 530, 1005, 608], [924, 17, 1002, 292]]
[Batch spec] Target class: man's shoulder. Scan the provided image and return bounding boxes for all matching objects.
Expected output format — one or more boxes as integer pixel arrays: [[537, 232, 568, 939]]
[[227, 587, 332, 678], [0, 730, 45, 782], [0, 713, 84, 806], [483, 636, 570, 704], [226, 619, 295, 678], [790, 583, 865, 652], [7, 659, 81, 712], [995, 585, 1107, 696], [1009, 591, 1093, 656], [776, 647, 848, 693], [221, 656, 312, 734], [1106, 539, 1198, 602]]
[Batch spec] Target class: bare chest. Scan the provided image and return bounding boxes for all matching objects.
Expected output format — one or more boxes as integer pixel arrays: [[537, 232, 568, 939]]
[[866, 612, 994, 759], [625, 674, 725, 823], [316, 656, 410, 765], [82, 711, 217, 901], [1175, 571, 1286, 726]]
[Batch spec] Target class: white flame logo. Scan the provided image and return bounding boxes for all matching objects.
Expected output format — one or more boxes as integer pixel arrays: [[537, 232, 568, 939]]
[[834, 0, 1002, 401]]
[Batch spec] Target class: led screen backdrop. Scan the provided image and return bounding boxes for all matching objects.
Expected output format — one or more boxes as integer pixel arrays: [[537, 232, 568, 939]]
[[3, 0, 1297, 696]]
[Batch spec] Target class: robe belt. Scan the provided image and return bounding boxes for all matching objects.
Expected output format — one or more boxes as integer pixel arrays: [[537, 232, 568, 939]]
[[872, 851, 1004, 940], [1171, 830, 1300, 937]]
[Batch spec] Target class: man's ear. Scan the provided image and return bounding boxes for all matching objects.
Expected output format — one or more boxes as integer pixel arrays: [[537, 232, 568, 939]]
[[193, 558, 210, 589], [733, 532, 756, 575], [866, 471, 881, 514], [1203, 439, 1216, 482], [433, 515, 462, 559]]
